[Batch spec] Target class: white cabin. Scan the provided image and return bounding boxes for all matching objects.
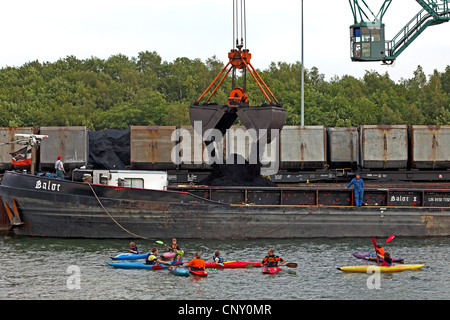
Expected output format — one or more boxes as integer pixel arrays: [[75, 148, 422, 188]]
[[79, 169, 168, 190]]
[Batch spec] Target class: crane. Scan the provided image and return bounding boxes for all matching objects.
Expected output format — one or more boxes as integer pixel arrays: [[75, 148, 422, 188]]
[[349, 0, 450, 64], [189, 0, 286, 141]]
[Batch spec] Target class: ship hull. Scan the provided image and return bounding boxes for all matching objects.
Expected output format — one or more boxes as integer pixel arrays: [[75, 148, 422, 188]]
[[0, 171, 449, 239]]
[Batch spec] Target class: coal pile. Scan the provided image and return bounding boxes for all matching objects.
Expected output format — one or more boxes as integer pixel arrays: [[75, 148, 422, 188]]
[[198, 154, 277, 187]]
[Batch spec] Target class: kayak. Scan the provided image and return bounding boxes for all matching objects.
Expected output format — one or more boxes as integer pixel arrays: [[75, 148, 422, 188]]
[[169, 266, 190, 277], [338, 264, 425, 273], [162, 251, 184, 260], [204, 260, 261, 269], [352, 252, 404, 263], [110, 253, 147, 260], [108, 262, 168, 270], [262, 267, 282, 274], [189, 267, 208, 277]]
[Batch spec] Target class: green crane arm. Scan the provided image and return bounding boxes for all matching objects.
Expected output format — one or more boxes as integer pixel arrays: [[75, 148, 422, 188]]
[[349, 0, 450, 63], [386, 0, 450, 62]]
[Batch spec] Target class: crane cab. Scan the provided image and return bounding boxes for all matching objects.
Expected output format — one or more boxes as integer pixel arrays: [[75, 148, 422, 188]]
[[350, 22, 386, 62]]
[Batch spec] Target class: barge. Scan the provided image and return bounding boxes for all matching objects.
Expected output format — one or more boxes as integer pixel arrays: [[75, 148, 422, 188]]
[[0, 170, 449, 239]]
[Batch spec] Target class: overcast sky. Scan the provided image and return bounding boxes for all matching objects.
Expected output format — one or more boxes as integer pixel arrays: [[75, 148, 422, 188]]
[[1, 0, 449, 82]]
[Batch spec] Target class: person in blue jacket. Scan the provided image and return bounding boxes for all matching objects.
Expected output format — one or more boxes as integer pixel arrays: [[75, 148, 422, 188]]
[[346, 173, 364, 206]]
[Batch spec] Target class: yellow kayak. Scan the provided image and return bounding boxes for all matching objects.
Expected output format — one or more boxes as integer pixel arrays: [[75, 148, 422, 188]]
[[338, 264, 425, 273]]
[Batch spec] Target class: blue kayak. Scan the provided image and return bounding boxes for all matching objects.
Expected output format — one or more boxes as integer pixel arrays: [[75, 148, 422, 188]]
[[110, 253, 148, 260], [108, 262, 167, 270], [169, 266, 190, 277]]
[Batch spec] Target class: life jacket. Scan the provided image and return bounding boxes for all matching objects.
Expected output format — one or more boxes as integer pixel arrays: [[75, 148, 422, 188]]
[[145, 254, 157, 265], [171, 258, 183, 265], [189, 258, 205, 270], [170, 243, 180, 251], [376, 247, 385, 258], [263, 254, 282, 267], [129, 246, 139, 254], [214, 256, 224, 263], [382, 257, 392, 267]]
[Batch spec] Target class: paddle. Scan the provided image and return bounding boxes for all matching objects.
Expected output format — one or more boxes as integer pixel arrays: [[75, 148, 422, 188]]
[[284, 263, 298, 268], [372, 237, 380, 265], [386, 235, 395, 244], [156, 240, 184, 257]]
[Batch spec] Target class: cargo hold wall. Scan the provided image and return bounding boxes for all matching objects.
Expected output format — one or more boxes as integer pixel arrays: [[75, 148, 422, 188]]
[[39, 126, 88, 171]]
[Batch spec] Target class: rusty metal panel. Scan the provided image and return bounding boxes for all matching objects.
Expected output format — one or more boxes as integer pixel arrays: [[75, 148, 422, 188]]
[[39, 126, 88, 170], [0, 127, 36, 170], [281, 190, 317, 205], [130, 126, 177, 170], [280, 126, 326, 169], [410, 125, 450, 169], [359, 125, 408, 169], [178, 125, 212, 170], [327, 127, 359, 168]]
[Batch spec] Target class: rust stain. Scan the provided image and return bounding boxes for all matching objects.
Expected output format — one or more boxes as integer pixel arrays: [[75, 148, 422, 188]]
[[420, 215, 434, 229]]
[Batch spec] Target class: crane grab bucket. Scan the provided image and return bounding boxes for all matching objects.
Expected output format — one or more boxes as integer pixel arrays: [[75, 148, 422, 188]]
[[189, 104, 238, 138], [189, 103, 286, 141], [236, 105, 286, 140], [189, 0, 286, 141]]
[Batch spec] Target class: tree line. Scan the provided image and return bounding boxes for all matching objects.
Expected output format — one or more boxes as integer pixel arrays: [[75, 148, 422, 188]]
[[0, 50, 449, 130]]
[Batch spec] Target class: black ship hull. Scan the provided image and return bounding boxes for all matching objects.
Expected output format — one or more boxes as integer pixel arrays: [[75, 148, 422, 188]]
[[0, 171, 449, 239]]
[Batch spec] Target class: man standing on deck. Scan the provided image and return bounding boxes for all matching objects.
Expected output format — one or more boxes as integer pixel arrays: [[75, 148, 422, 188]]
[[346, 173, 364, 206], [55, 156, 65, 179]]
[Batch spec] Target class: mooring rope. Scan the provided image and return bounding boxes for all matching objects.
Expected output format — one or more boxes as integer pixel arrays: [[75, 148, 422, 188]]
[[88, 181, 320, 241], [87, 182, 151, 240]]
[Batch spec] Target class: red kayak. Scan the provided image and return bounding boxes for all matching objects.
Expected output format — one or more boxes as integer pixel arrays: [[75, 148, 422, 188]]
[[262, 267, 282, 274], [189, 267, 208, 277], [205, 260, 261, 269]]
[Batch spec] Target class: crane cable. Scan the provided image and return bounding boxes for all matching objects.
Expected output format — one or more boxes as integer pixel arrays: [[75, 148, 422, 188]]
[[233, 0, 246, 49]]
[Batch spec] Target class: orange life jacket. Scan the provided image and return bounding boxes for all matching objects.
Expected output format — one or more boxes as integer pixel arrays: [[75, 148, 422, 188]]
[[263, 255, 282, 267], [189, 258, 205, 269]]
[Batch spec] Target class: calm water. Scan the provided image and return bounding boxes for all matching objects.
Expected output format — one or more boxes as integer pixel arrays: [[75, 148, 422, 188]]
[[0, 235, 448, 301]]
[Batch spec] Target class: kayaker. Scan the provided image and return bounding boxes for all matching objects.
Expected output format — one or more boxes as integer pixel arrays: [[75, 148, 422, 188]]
[[345, 173, 364, 206], [261, 248, 285, 267], [381, 252, 393, 266], [128, 242, 139, 254], [170, 253, 184, 266], [145, 247, 167, 265], [183, 252, 206, 271], [213, 251, 225, 265], [165, 238, 182, 253], [376, 244, 386, 259]]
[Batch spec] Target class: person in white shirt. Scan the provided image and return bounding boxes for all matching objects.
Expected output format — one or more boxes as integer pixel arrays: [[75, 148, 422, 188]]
[[55, 155, 65, 179]]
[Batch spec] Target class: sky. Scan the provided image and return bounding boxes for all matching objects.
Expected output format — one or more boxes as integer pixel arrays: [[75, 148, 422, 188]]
[[0, 0, 449, 83]]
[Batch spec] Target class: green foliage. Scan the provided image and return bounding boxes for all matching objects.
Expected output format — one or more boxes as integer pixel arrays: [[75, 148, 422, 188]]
[[0, 52, 449, 129]]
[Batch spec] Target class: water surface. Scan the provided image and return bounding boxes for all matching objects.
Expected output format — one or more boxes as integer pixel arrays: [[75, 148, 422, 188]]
[[0, 236, 448, 300]]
